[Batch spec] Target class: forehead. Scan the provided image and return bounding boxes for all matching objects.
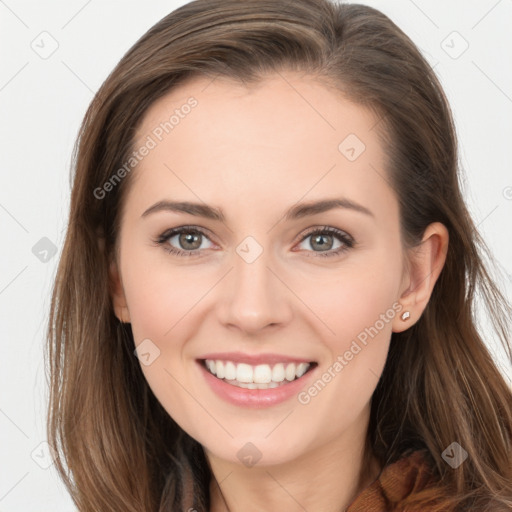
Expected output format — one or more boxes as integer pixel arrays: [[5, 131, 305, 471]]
[[137, 72, 380, 157], [127, 72, 396, 226]]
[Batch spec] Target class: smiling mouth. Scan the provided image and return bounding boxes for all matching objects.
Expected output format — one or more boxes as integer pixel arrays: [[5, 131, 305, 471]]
[[201, 359, 317, 389]]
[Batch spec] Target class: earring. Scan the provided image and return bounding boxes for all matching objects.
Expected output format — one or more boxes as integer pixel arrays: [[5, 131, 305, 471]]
[[401, 311, 410, 321]]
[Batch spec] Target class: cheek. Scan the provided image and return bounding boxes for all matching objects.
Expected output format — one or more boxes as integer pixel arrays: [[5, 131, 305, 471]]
[[304, 249, 402, 350], [119, 246, 214, 412], [121, 254, 202, 428], [294, 249, 401, 411], [121, 247, 211, 342]]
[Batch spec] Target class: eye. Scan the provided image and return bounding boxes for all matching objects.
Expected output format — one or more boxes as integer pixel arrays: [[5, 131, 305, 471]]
[[154, 225, 355, 258], [155, 226, 215, 256], [295, 226, 354, 257]]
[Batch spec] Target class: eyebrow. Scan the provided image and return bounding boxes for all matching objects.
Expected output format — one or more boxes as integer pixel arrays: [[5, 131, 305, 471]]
[[141, 198, 374, 222]]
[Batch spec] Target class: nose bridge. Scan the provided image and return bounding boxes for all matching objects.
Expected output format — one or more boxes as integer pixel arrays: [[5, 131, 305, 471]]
[[219, 236, 292, 332]]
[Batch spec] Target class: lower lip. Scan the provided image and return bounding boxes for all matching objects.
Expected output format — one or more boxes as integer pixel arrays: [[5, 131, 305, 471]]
[[198, 361, 316, 408]]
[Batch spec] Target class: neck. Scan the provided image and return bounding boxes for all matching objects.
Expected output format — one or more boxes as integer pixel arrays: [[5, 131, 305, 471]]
[[207, 409, 380, 512]]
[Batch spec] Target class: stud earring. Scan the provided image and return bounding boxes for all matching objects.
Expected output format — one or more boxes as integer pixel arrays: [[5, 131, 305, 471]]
[[401, 311, 410, 321]]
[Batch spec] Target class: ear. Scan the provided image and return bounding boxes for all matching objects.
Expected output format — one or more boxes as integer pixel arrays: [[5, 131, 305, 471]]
[[109, 259, 131, 324], [392, 222, 449, 333]]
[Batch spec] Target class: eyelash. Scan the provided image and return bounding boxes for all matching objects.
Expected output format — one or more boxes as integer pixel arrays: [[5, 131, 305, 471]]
[[154, 225, 355, 258]]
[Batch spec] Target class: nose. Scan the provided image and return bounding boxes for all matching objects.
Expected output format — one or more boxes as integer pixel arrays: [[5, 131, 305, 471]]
[[217, 244, 293, 334]]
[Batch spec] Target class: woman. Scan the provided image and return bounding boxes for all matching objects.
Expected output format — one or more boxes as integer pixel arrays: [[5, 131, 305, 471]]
[[46, 0, 512, 510]]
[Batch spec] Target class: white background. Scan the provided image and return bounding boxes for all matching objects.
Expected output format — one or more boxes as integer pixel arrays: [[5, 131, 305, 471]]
[[1, 0, 511, 509]]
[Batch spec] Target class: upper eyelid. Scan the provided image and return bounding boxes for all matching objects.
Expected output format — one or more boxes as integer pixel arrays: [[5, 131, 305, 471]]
[[159, 225, 214, 239]]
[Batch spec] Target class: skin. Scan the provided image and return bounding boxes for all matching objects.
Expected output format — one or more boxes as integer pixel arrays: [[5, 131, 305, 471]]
[[110, 71, 449, 512]]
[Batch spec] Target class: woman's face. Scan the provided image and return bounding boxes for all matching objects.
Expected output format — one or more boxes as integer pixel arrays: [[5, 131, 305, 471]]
[[111, 72, 410, 467]]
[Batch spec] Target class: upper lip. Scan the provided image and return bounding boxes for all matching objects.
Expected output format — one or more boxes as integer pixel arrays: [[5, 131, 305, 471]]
[[197, 352, 315, 365]]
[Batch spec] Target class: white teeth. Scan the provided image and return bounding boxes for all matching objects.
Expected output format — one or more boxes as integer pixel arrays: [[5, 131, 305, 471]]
[[204, 359, 311, 386], [253, 364, 272, 384], [224, 361, 236, 380], [296, 362, 309, 378], [271, 363, 285, 382], [233, 381, 281, 389], [285, 363, 296, 381], [236, 363, 253, 383], [216, 360, 225, 379]]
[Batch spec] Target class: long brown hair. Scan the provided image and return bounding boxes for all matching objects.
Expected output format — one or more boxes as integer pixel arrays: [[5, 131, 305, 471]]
[[46, 1, 512, 510]]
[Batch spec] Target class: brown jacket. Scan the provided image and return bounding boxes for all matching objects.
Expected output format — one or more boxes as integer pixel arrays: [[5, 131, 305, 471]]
[[347, 450, 437, 511]]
